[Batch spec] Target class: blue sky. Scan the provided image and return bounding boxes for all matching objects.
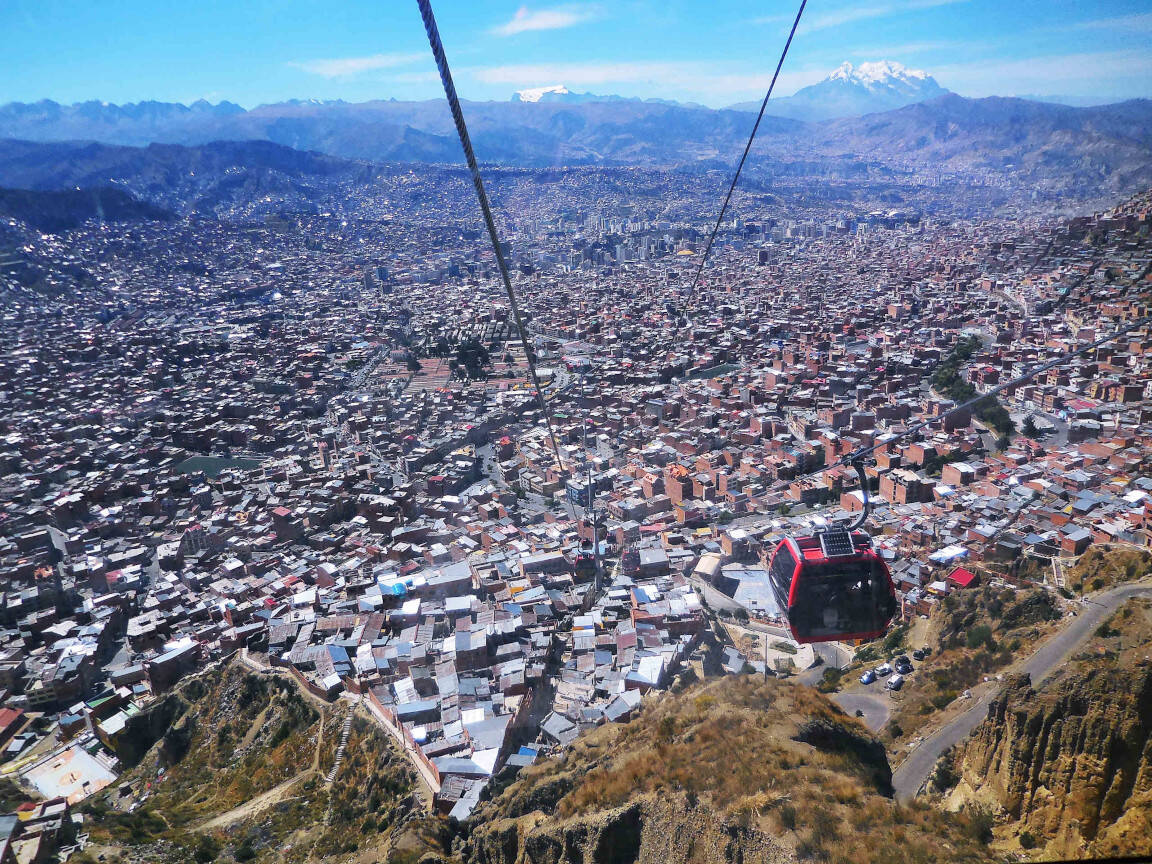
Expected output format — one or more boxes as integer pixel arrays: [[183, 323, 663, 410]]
[[2, 0, 1150, 108]]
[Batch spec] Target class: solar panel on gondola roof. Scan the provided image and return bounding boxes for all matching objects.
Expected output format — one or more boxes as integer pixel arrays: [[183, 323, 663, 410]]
[[818, 529, 855, 559]]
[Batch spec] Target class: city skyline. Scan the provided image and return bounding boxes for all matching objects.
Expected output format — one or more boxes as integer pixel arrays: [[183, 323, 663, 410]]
[[2, 0, 1151, 109]]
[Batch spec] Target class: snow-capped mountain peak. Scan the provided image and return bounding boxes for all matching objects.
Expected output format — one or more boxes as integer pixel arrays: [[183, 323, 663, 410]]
[[827, 60, 932, 89], [727, 59, 949, 121], [512, 84, 570, 103]]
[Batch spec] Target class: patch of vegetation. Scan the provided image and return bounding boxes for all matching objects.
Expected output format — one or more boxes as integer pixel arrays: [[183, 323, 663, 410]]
[[964, 803, 995, 843], [929, 751, 960, 793], [82, 661, 417, 864], [930, 335, 1015, 440], [892, 585, 1060, 736], [0, 777, 31, 811], [884, 624, 909, 656], [854, 643, 880, 664], [816, 667, 843, 694], [1068, 547, 1152, 593], [1096, 620, 1120, 639], [966, 624, 995, 650]]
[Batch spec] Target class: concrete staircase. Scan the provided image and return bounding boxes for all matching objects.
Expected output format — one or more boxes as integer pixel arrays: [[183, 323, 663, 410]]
[[325, 713, 353, 784]]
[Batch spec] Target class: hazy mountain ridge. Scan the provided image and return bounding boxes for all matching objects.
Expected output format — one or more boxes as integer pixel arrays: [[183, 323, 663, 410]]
[[0, 138, 374, 219], [2, 93, 1149, 180], [818, 95, 1152, 194], [0, 184, 173, 232], [0, 97, 801, 166], [2, 94, 1151, 206]]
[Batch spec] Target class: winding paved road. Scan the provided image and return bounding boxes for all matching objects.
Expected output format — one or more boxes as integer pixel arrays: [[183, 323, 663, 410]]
[[833, 690, 892, 733], [892, 580, 1152, 802]]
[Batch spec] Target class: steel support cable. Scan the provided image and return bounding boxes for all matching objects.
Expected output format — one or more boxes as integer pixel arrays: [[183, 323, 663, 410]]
[[417, 0, 571, 491], [684, 0, 807, 308], [771, 314, 1152, 501]]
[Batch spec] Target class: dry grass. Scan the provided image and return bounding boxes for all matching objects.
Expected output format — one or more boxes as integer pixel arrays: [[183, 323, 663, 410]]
[[1068, 546, 1152, 593], [480, 676, 997, 864], [140, 666, 321, 822]]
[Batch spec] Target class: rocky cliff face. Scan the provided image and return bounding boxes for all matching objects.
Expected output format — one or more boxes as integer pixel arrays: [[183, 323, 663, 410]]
[[470, 794, 790, 864], [950, 665, 1152, 858]]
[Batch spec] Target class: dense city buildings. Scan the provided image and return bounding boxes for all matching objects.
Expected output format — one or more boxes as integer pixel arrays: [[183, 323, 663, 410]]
[[0, 167, 1149, 827]]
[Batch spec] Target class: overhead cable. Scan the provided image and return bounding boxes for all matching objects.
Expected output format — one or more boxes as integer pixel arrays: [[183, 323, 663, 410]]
[[417, 0, 571, 486], [685, 0, 808, 305]]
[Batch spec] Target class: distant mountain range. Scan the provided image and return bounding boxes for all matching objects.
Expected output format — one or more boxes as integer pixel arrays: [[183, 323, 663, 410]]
[[0, 87, 1150, 207], [0, 96, 801, 166], [730, 61, 950, 121], [511, 84, 689, 108]]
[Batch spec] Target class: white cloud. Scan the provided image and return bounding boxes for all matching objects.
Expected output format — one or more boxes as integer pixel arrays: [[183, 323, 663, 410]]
[[933, 49, 1152, 99], [291, 53, 425, 78], [801, 0, 967, 34], [847, 40, 966, 56], [491, 5, 598, 37], [1074, 11, 1152, 32]]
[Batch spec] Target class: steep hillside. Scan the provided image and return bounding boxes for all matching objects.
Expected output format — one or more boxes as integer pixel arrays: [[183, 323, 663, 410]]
[[819, 96, 1152, 195], [1067, 546, 1152, 593], [79, 662, 418, 864], [0, 185, 172, 232], [941, 597, 1152, 860], [461, 676, 996, 864], [854, 584, 1064, 742], [0, 138, 372, 219]]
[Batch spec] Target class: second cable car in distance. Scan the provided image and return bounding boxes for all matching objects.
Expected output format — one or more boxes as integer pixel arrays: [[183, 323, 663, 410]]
[[573, 546, 597, 581], [766, 460, 898, 644]]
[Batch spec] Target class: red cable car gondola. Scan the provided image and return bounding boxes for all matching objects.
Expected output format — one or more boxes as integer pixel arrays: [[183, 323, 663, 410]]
[[767, 460, 897, 644], [767, 528, 897, 643]]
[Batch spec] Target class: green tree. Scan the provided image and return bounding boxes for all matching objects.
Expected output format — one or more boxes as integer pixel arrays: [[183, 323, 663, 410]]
[[816, 667, 843, 693], [966, 624, 994, 650]]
